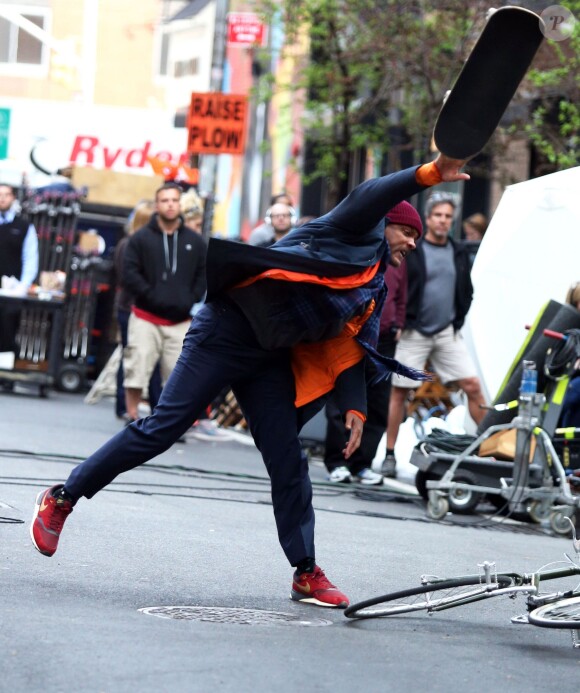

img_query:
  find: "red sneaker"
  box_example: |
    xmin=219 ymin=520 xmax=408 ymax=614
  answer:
xmin=30 ymin=485 xmax=73 ymax=557
xmin=291 ymin=565 xmax=349 ymax=608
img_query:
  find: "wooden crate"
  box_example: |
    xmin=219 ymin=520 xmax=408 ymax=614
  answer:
xmin=71 ymin=168 xmax=164 ymax=208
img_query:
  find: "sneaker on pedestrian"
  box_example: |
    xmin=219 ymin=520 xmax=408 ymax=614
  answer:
xmin=355 ymin=468 xmax=384 ymax=485
xmin=30 ymin=485 xmax=74 ymax=557
xmin=381 ymin=454 xmax=397 ymax=479
xmin=137 ymin=401 xmax=152 ymax=418
xmin=291 ymin=565 xmax=349 ymax=608
xmin=189 ymin=418 xmax=234 ymax=442
xmin=328 ymin=466 xmax=353 ymax=484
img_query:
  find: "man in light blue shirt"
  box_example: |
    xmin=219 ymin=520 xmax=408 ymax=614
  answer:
xmin=0 ymin=183 xmax=39 ymax=288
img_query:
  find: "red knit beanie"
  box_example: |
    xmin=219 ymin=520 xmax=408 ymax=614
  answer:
xmin=385 ymin=201 xmax=422 ymax=238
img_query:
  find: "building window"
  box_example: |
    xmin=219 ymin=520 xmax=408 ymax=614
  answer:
xmin=158 ymin=32 xmax=170 ymax=76
xmin=174 ymin=57 xmax=199 ymax=77
xmin=0 ymin=11 xmax=47 ymax=66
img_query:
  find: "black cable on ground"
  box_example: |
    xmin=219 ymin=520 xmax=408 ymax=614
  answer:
xmin=0 ymin=448 xmax=84 ymax=461
xmin=0 ymin=449 xmax=558 ymax=537
xmin=354 ymin=487 xmax=424 ymax=506
xmin=419 ymin=429 xmax=478 ymax=455
xmin=0 ymin=477 xmax=348 ymax=501
xmin=0 ymin=476 xmax=554 ymax=536
xmin=0 ymin=447 xmax=420 ymax=499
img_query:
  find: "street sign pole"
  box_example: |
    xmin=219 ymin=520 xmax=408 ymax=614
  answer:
xmin=199 ymin=0 xmax=230 ymax=241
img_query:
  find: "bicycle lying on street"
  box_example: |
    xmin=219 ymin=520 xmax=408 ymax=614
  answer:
xmin=345 ymin=519 xmax=580 ymax=648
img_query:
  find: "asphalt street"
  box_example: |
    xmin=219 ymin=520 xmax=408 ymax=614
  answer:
xmin=1 ymin=385 xmax=579 ymax=692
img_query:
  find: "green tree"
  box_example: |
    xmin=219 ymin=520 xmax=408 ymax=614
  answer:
xmin=256 ymin=1 xmax=579 ymax=208
xmin=524 ymin=1 xmax=579 ymax=173
xmin=257 ymin=0 xmax=489 ymax=208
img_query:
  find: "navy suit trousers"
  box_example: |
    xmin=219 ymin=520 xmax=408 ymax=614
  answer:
xmin=65 ymin=299 xmax=315 ymax=566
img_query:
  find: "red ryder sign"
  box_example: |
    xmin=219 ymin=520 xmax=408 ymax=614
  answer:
xmin=69 ymin=136 xmax=189 ymax=169
xmin=2 ymin=100 xmax=190 ymax=179
xmin=227 ymin=12 xmax=267 ymax=46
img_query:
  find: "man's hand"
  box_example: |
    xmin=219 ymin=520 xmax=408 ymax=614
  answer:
xmin=342 ymin=411 xmax=364 ymax=459
xmin=433 ymin=154 xmax=471 ymax=182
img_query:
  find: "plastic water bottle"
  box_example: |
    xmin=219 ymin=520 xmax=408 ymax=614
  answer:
xmin=520 ymin=360 xmax=538 ymax=394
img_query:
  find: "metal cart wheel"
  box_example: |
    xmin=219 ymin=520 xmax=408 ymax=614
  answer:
xmin=447 ymin=472 xmax=483 ymax=515
xmin=528 ymin=499 xmax=552 ymax=524
xmin=550 ymin=508 xmax=575 ymax=536
xmin=56 ymin=365 xmax=84 ymax=393
xmin=415 ymin=469 xmax=438 ymax=501
xmin=427 ymin=492 xmax=449 ymax=520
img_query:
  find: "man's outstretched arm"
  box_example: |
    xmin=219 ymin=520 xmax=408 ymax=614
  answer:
xmin=324 ymin=155 xmax=470 ymax=235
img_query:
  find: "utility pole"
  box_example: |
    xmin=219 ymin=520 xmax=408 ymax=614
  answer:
xmin=199 ymin=0 xmax=230 ymax=241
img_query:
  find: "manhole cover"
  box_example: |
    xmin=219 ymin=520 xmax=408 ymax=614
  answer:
xmin=139 ymin=606 xmax=333 ymax=627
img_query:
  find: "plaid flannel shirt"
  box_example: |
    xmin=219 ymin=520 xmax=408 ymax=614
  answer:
xmin=279 ymin=256 xmax=429 ymax=385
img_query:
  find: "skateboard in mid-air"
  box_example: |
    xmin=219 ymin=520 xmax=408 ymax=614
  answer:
xmin=433 ymin=6 xmax=545 ymax=159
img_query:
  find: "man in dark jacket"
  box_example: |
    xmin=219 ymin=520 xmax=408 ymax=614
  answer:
xmin=31 ymin=155 xmax=469 ymax=609
xmin=122 ymin=183 xmax=206 ymax=421
xmin=0 ymin=183 xmax=39 ymax=354
xmin=383 ymin=192 xmax=486 ymax=478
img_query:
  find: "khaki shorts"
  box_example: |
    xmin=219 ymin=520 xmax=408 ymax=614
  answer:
xmin=123 ymin=313 xmax=190 ymax=389
xmin=392 ymin=325 xmax=477 ymax=388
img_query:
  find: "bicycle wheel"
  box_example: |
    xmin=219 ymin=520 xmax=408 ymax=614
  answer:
xmin=528 ymin=596 xmax=580 ymax=628
xmin=344 ymin=575 xmax=513 ymax=620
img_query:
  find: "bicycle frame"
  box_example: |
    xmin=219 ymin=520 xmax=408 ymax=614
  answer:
xmin=420 ymin=562 xmax=580 ymax=612
xmin=345 ymin=523 xmax=580 ymax=647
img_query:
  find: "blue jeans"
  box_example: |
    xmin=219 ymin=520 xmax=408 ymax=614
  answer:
xmin=65 ymin=300 xmax=315 ymax=566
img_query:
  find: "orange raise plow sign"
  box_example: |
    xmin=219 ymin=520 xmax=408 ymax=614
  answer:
xmin=187 ymin=92 xmax=248 ymax=155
